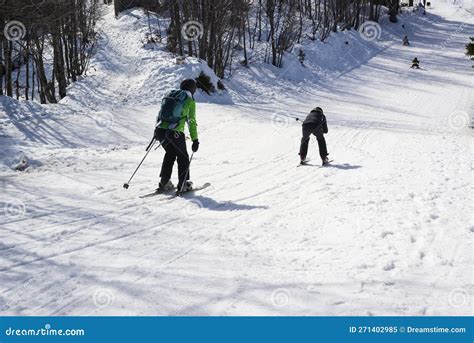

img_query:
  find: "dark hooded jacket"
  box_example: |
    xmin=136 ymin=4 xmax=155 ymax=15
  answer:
xmin=303 ymin=109 xmax=328 ymax=133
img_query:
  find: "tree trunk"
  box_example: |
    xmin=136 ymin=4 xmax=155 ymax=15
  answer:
xmin=389 ymin=0 xmax=398 ymax=23
xmin=52 ymin=32 xmax=67 ymax=99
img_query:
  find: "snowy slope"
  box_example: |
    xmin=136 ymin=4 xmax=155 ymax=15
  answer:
xmin=0 ymin=0 xmax=473 ymax=316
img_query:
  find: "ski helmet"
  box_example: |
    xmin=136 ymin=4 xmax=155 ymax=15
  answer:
xmin=312 ymin=107 xmax=323 ymax=114
xmin=180 ymin=79 xmax=197 ymax=95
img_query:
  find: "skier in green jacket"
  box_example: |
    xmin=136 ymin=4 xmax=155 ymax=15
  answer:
xmin=154 ymin=79 xmax=199 ymax=193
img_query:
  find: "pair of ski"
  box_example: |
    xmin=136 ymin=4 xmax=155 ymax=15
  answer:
xmin=140 ymin=182 xmax=211 ymax=199
xmin=297 ymin=159 xmax=333 ymax=167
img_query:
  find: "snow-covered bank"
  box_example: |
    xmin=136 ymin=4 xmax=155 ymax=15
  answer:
xmin=0 ymin=0 xmax=473 ymax=316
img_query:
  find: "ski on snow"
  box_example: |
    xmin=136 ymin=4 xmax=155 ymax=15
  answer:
xmin=297 ymin=160 xmax=314 ymax=167
xmin=139 ymin=188 xmax=175 ymax=198
xmin=176 ymin=182 xmax=211 ymax=196
xmin=139 ymin=182 xmax=211 ymax=199
xmin=297 ymin=159 xmax=333 ymax=167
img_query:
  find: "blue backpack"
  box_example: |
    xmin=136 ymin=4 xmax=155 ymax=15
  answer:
xmin=157 ymin=90 xmax=188 ymax=124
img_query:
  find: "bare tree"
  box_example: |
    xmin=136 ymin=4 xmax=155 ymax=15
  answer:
xmin=0 ymin=0 xmax=101 ymax=103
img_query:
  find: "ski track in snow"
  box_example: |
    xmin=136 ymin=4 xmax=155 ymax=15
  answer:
xmin=0 ymin=1 xmax=473 ymax=315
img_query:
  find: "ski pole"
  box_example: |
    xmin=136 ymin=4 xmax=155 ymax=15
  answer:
xmin=123 ymin=138 xmax=160 ymax=189
xmin=177 ymin=152 xmax=194 ymax=195
xmin=145 ymin=137 xmax=155 ymax=151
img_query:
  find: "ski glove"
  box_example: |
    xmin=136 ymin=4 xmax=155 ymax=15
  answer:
xmin=192 ymin=140 xmax=199 ymax=152
xmin=153 ymin=127 xmax=160 ymax=140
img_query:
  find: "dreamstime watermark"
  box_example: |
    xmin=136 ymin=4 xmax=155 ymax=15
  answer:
xmin=92 ymin=288 xmax=114 ymax=308
xmin=447 ymin=110 xmax=469 ymax=130
xmin=358 ymin=21 xmax=382 ymax=42
xmin=3 ymin=20 xmax=26 ymax=41
xmin=183 ymin=199 xmax=204 ymax=216
xmin=440 ymin=23 xmax=466 ymax=49
xmin=448 ymin=288 xmax=470 ymax=308
xmin=4 ymin=323 xmax=85 ymax=337
xmin=181 ymin=21 xmax=203 ymax=42
xmin=92 ymin=111 xmax=115 ymax=128
xmin=271 ymin=288 xmax=291 ymax=308
xmin=1 ymin=273 xmax=40 ymax=312
xmin=3 ymin=199 xmax=26 ymax=218
xmin=271 ymin=111 xmax=292 ymax=132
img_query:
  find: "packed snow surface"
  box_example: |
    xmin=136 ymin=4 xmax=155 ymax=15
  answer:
xmin=0 ymin=0 xmax=472 ymax=315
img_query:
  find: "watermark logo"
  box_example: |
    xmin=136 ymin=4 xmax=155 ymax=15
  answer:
xmin=3 ymin=199 xmax=26 ymax=218
xmin=448 ymin=288 xmax=470 ymax=308
xmin=358 ymin=21 xmax=382 ymax=42
xmin=271 ymin=111 xmax=292 ymax=132
xmin=93 ymin=288 xmax=114 ymax=308
xmin=181 ymin=21 xmax=203 ymax=42
xmin=4 ymin=20 xmax=26 ymax=41
xmin=183 ymin=199 xmax=204 ymax=216
xmin=448 ymin=110 xmax=469 ymax=130
xmin=92 ymin=111 xmax=115 ymax=129
xmin=271 ymin=288 xmax=291 ymax=308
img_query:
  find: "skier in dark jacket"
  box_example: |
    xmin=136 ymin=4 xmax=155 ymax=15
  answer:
xmin=299 ymin=107 xmax=329 ymax=165
xmin=403 ymin=35 xmax=410 ymax=46
xmin=411 ymin=57 xmax=420 ymax=69
xmin=154 ymin=79 xmax=199 ymax=193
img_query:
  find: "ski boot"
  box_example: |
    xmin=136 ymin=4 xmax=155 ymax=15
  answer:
xmin=322 ymin=157 xmax=330 ymax=166
xmin=157 ymin=180 xmax=174 ymax=192
xmin=177 ymin=181 xmax=193 ymax=195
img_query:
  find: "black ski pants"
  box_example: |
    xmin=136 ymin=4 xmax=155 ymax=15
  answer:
xmin=299 ymin=123 xmax=328 ymax=161
xmin=155 ymin=128 xmax=190 ymax=187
